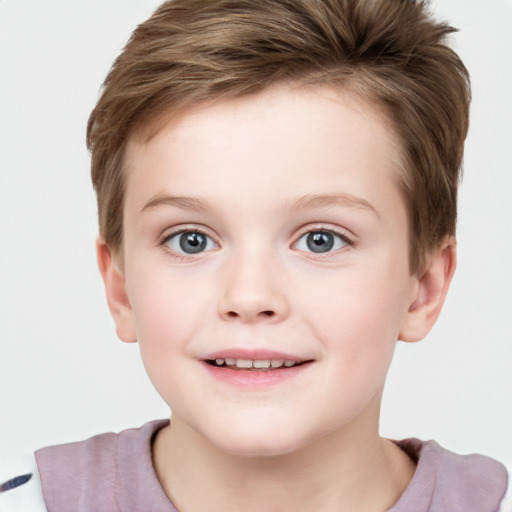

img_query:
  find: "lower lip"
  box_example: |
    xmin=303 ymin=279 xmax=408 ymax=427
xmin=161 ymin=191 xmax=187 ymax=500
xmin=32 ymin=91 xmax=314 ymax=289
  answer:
xmin=201 ymin=361 xmax=312 ymax=388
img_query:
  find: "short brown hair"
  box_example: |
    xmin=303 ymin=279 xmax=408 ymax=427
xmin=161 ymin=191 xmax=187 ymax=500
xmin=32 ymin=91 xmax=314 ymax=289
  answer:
xmin=87 ymin=0 xmax=470 ymax=274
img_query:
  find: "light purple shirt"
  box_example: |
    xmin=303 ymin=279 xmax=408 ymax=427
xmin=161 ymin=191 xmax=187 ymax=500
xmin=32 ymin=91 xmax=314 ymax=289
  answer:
xmin=35 ymin=420 xmax=508 ymax=511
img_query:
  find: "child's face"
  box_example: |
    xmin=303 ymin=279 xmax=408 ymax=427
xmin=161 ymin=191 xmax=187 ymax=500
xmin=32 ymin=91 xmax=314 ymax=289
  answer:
xmin=117 ymin=84 xmax=420 ymax=456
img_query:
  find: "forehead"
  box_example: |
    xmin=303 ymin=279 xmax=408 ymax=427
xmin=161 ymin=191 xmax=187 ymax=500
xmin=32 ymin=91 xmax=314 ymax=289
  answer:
xmin=122 ymin=84 xmax=404 ymax=217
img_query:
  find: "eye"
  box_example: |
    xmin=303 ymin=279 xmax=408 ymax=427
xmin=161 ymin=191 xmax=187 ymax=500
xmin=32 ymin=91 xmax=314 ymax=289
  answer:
xmin=164 ymin=231 xmax=217 ymax=255
xmin=295 ymin=230 xmax=349 ymax=254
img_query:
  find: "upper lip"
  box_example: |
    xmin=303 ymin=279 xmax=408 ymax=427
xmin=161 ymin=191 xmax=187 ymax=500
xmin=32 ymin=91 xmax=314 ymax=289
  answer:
xmin=201 ymin=349 xmax=311 ymax=362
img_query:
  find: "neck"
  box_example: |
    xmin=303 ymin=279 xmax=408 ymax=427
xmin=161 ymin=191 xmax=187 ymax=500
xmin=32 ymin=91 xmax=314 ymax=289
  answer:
xmin=153 ymin=410 xmax=415 ymax=512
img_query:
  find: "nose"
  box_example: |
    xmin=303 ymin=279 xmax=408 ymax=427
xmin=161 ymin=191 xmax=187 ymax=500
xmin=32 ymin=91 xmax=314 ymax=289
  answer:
xmin=217 ymin=249 xmax=289 ymax=323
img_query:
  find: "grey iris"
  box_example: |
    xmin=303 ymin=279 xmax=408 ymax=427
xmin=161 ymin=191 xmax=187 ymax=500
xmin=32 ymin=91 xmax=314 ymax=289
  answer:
xmin=179 ymin=232 xmax=207 ymax=253
xmin=307 ymin=232 xmax=334 ymax=253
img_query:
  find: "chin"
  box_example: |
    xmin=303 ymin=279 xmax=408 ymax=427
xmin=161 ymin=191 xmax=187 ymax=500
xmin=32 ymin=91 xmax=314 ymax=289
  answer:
xmin=205 ymin=419 xmax=319 ymax=459
xmin=217 ymin=436 xmax=304 ymax=458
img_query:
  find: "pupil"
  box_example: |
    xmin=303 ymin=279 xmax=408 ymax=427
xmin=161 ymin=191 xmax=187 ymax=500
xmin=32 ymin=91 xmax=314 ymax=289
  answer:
xmin=180 ymin=232 xmax=207 ymax=253
xmin=306 ymin=232 xmax=334 ymax=253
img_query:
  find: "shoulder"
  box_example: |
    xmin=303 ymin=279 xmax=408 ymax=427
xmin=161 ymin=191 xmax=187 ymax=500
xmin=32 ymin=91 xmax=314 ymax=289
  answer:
xmin=34 ymin=420 xmax=170 ymax=512
xmin=0 ymin=453 xmax=47 ymax=512
xmin=36 ymin=419 xmax=167 ymax=465
xmin=391 ymin=438 xmax=509 ymax=512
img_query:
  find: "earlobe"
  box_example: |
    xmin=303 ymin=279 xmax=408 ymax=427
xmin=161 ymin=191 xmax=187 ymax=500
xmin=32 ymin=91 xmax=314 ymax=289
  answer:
xmin=399 ymin=237 xmax=457 ymax=343
xmin=96 ymin=236 xmax=137 ymax=343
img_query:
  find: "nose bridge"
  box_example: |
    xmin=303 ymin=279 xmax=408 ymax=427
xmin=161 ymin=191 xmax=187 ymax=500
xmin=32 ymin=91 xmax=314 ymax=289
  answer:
xmin=218 ymin=241 xmax=288 ymax=322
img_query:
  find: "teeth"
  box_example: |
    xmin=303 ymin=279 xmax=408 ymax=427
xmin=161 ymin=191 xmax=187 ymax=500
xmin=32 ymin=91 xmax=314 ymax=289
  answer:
xmin=211 ymin=358 xmax=300 ymax=369
xmin=253 ymin=360 xmax=271 ymax=369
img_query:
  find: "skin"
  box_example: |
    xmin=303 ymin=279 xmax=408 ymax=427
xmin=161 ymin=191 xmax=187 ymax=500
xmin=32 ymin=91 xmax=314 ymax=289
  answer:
xmin=98 ymin=84 xmax=456 ymax=511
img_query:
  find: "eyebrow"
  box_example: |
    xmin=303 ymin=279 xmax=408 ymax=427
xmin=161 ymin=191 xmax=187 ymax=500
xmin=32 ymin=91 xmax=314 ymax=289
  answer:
xmin=288 ymin=194 xmax=380 ymax=217
xmin=141 ymin=195 xmax=208 ymax=214
xmin=141 ymin=193 xmax=379 ymax=217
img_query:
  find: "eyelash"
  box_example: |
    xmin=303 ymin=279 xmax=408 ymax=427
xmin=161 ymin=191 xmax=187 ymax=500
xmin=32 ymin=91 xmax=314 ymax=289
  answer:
xmin=293 ymin=226 xmax=354 ymax=256
xmin=158 ymin=225 xmax=354 ymax=259
xmin=159 ymin=228 xmax=218 ymax=259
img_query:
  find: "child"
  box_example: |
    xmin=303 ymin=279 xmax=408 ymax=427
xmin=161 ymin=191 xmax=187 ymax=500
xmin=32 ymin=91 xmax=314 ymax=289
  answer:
xmin=1 ymin=0 xmax=510 ymax=510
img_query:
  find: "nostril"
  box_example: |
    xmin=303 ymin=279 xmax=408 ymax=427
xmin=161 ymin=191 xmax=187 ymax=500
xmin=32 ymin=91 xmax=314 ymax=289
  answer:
xmin=226 ymin=309 xmax=276 ymax=318
xmin=222 ymin=309 xmax=278 ymax=320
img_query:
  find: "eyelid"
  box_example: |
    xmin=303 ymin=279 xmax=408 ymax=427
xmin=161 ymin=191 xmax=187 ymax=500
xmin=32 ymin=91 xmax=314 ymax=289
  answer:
xmin=159 ymin=226 xmax=219 ymax=256
xmin=295 ymin=223 xmax=355 ymax=241
xmin=292 ymin=225 xmax=355 ymax=254
xmin=159 ymin=223 xmax=217 ymax=242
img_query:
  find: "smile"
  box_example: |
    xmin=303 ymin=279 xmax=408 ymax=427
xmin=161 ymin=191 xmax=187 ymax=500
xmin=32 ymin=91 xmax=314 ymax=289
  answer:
xmin=205 ymin=358 xmax=307 ymax=371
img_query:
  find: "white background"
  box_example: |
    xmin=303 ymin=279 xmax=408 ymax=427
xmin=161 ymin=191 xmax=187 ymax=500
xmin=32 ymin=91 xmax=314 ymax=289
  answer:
xmin=1 ymin=0 xmax=511 ymax=479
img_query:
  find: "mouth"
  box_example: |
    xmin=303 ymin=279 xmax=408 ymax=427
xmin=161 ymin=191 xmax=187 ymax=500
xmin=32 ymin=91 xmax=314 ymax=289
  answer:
xmin=204 ymin=358 xmax=311 ymax=371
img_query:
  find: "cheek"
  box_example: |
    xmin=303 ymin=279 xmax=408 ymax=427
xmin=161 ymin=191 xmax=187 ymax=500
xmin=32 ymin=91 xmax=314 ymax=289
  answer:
xmin=126 ymin=272 xmax=202 ymax=407
xmin=310 ymin=269 xmax=408 ymax=342
xmin=308 ymin=279 xmax=401 ymax=425
xmin=303 ymin=264 xmax=410 ymax=387
xmin=127 ymin=268 xmax=208 ymax=358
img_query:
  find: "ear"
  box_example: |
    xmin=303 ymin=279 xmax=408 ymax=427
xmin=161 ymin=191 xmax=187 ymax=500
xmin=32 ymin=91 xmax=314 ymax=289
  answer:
xmin=399 ymin=237 xmax=457 ymax=342
xmin=96 ymin=236 xmax=137 ymax=343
